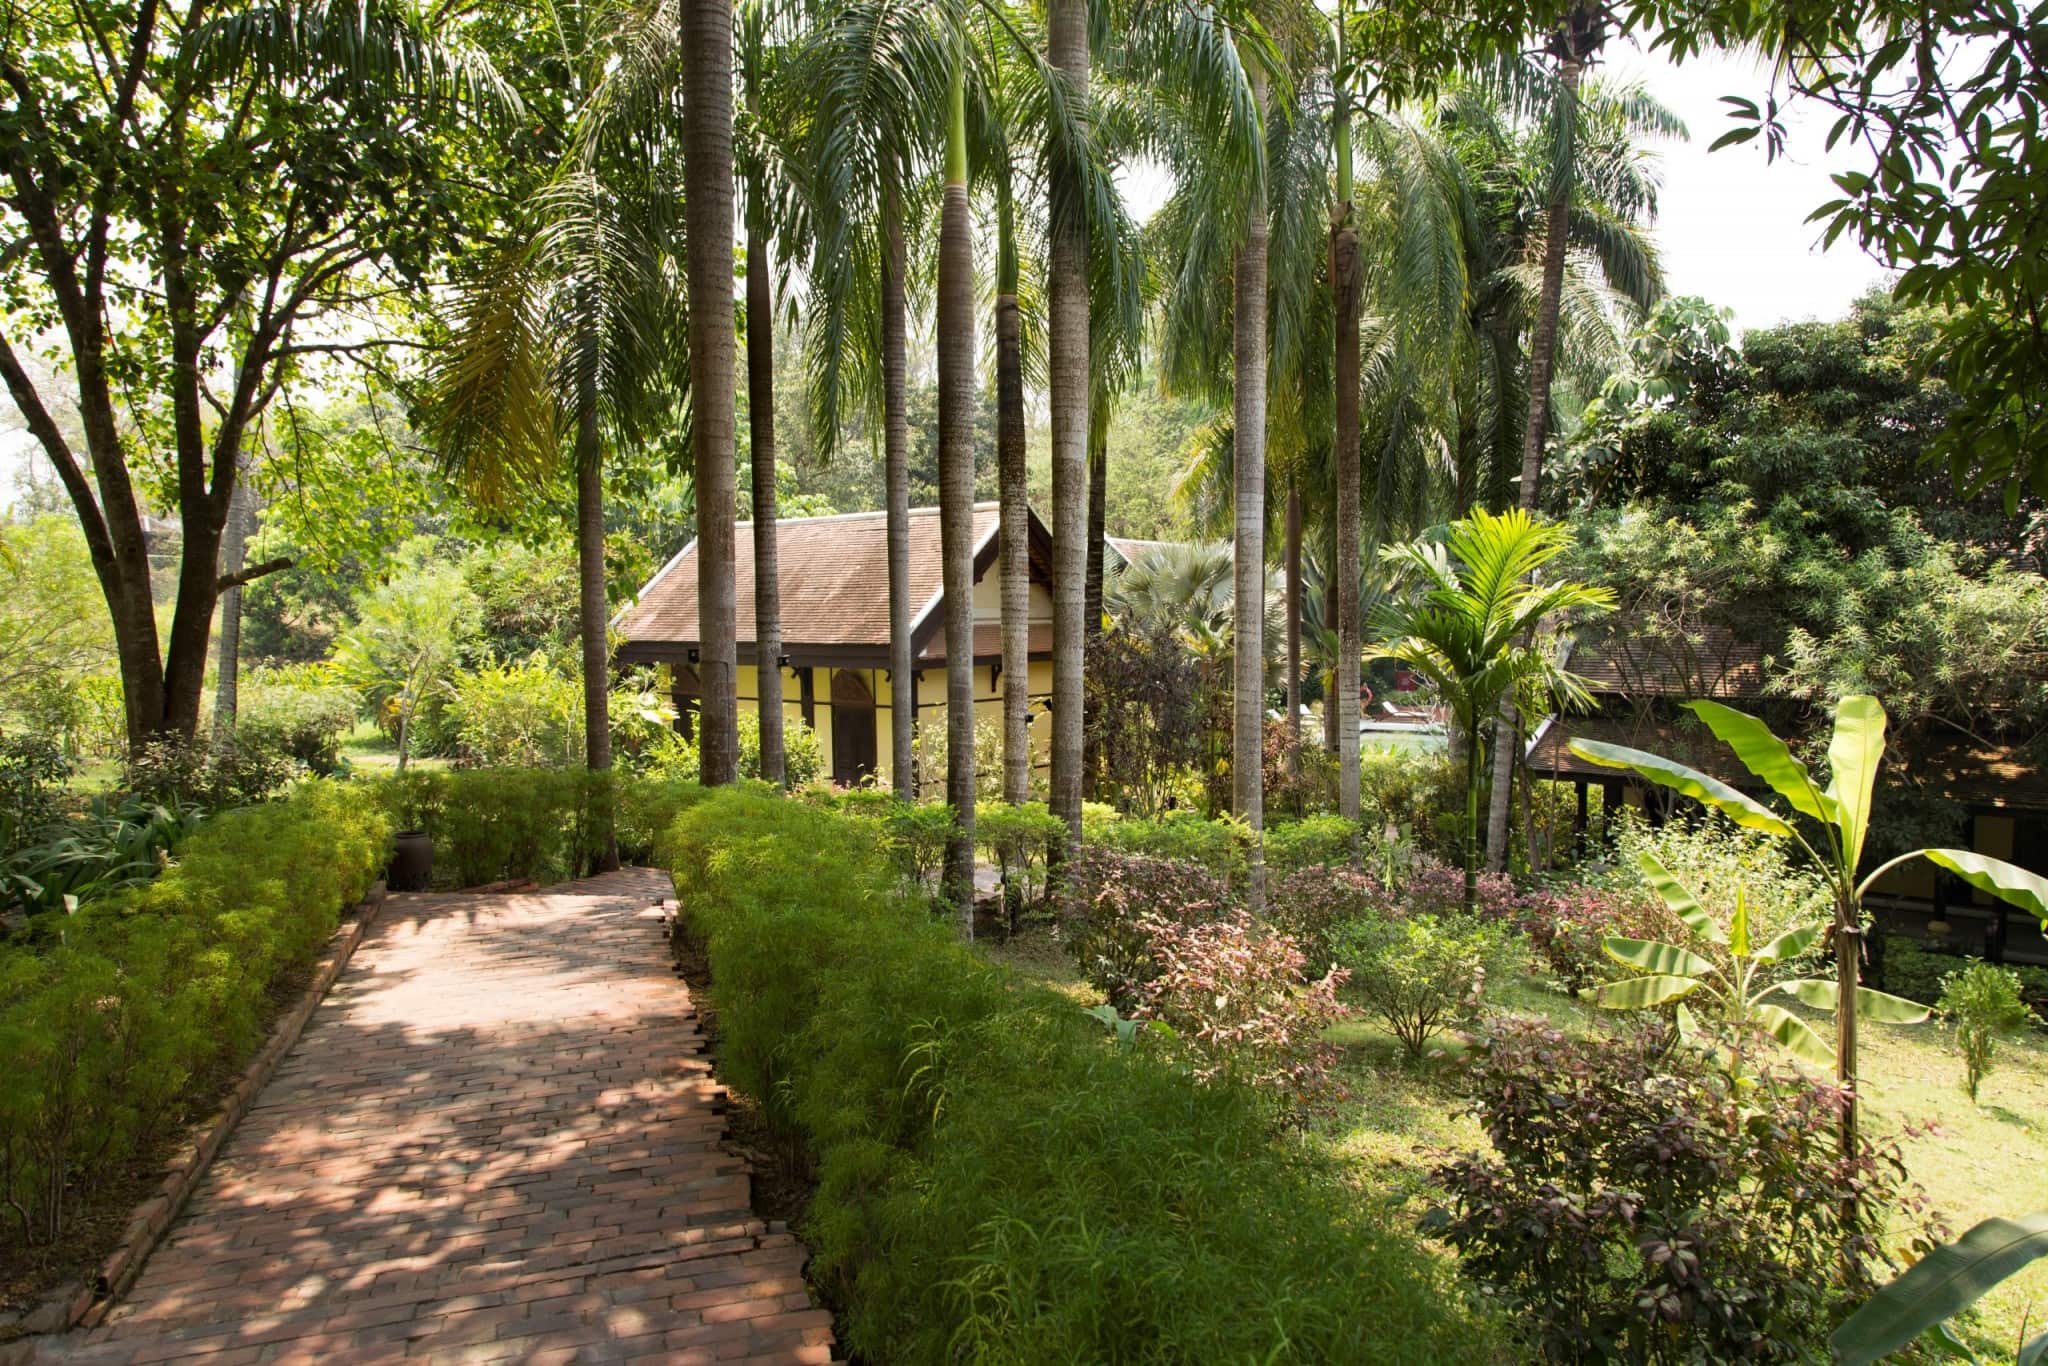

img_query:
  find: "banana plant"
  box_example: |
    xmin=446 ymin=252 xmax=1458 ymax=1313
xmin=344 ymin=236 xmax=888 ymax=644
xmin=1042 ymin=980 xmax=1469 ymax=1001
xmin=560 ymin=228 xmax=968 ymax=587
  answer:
xmin=1597 ymin=850 xmax=1928 ymax=1066
xmin=1831 ymin=1212 xmax=2048 ymax=1366
xmin=1570 ymin=693 xmax=2048 ymax=1167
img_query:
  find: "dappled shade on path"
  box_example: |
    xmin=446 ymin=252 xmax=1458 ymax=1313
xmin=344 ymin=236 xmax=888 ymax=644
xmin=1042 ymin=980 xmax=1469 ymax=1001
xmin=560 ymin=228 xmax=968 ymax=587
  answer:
xmin=41 ymin=870 xmax=833 ymax=1365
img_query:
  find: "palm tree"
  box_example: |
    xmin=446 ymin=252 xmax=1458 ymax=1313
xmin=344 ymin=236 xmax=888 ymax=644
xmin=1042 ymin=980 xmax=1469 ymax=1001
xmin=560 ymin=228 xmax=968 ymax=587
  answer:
xmin=995 ymin=176 xmax=1033 ymax=805
xmin=687 ymin=0 xmax=739 ymax=786
xmin=1469 ymin=53 xmax=1684 ymax=868
xmin=425 ymin=3 xmax=684 ymax=864
xmin=937 ymin=52 xmax=978 ymax=920
xmin=1374 ymin=507 xmax=1613 ymax=911
xmin=740 ymin=6 xmax=789 ymax=784
xmin=1330 ymin=0 xmax=1363 ymax=851
xmin=1232 ymin=51 xmax=1273 ymax=909
xmin=1046 ymin=0 xmax=1090 ymax=846
xmin=793 ymin=0 xmax=947 ymax=799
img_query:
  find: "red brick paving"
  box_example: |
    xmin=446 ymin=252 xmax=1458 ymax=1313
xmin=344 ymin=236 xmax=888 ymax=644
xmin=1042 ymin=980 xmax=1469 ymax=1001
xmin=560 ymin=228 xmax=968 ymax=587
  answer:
xmin=42 ymin=869 xmax=834 ymax=1365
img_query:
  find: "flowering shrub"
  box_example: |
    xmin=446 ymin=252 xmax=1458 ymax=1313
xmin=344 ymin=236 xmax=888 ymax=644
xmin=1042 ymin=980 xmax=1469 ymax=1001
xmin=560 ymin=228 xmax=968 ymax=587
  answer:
xmin=1519 ymin=886 xmax=1683 ymax=995
xmin=1270 ymin=863 xmax=1397 ymax=976
xmin=1334 ymin=913 xmax=1520 ymax=1061
xmin=1428 ymin=1020 xmax=1940 ymax=1364
xmin=1400 ymin=851 xmax=1529 ymax=921
xmin=1132 ymin=910 xmax=1348 ymax=1111
xmin=1053 ymin=847 xmax=1234 ymax=1009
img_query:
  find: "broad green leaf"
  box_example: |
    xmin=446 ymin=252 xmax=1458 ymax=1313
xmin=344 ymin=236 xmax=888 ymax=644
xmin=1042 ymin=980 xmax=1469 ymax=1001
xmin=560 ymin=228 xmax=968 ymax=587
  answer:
xmin=1636 ymin=850 xmax=1725 ymax=943
xmin=1568 ymin=739 xmax=1794 ymax=838
xmin=1684 ymin=700 xmax=1838 ymax=825
xmin=1730 ymin=887 xmax=1751 ymax=959
xmin=2018 ymin=1325 xmax=2048 ymax=1366
xmin=1755 ymin=1002 xmax=1835 ymax=1066
xmin=1831 ymin=1214 xmax=2048 ymax=1366
xmin=1825 ymin=695 xmax=1888 ymax=876
xmin=1602 ymin=937 xmax=1716 ymax=977
xmin=1753 ymin=924 xmax=1823 ymax=965
xmin=1771 ymin=978 xmax=1931 ymax=1024
xmin=1921 ymin=848 xmax=2048 ymax=922
xmin=1596 ymin=974 xmax=1702 ymax=1009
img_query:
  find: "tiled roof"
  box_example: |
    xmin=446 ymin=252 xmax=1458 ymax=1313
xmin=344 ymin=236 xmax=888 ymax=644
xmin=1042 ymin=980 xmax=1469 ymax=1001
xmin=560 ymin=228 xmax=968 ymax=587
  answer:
xmin=920 ymin=622 xmax=1054 ymax=663
xmin=1568 ymin=621 xmax=1770 ymax=699
xmin=617 ymin=503 xmax=1021 ymax=654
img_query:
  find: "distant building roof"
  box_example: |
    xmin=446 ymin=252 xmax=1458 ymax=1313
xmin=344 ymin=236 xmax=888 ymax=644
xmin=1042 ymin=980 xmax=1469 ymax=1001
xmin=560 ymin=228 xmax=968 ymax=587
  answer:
xmin=1568 ymin=620 xmax=1770 ymax=700
xmin=615 ymin=502 xmax=1052 ymax=667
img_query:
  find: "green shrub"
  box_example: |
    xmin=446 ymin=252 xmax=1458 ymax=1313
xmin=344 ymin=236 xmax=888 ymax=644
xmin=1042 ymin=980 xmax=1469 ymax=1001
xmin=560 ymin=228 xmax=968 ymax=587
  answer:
xmin=1880 ymin=938 xmax=2048 ymax=1013
xmin=1263 ymin=813 xmax=1361 ymax=876
xmin=1938 ymin=961 xmax=2033 ymax=1102
xmin=0 ymin=781 xmax=387 ymax=1245
xmin=1052 ymin=846 xmax=1235 ymax=1010
xmin=239 ymin=667 xmax=357 ymax=774
xmin=1270 ymin=863 xmax=1391 ymax=976
xmin=1430 ymin=1020 xmax=1938 ymax=1363
xmin=975 ymin=799 xmax=1067 ymax=932
xmin=640 ymin=711 xmax=824 ymax=787
xmin=375 ymin=768 xmax=620 ymax=887
xmin=1336 ymin=913 xmax=1522 ymax=1062
xmin=1097 ymin=810 xmax=1248 ymax=881
xmin=446 ymin=656 xmax=584 ymax=768
xmin=664 ymin=790 xmax=1502 ymax=1363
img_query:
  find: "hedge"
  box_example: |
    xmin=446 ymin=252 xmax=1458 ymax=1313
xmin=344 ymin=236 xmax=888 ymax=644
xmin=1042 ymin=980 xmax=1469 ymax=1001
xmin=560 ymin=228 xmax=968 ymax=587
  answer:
xmin=661 ymin=789 xmax=1502 ymax=1364
xmin=374 ymin=769 xmax=709 ymax=886
xmin=0 ymin=780 xmax=389 ymax=1246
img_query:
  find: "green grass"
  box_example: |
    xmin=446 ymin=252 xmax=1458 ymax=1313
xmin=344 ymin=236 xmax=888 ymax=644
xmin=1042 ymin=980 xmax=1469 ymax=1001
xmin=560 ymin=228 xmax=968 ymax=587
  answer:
xmin=339 ymin=722 xmax=447 ymax=774
xmin=986 ymin=928 xmax=2048 ymax=1355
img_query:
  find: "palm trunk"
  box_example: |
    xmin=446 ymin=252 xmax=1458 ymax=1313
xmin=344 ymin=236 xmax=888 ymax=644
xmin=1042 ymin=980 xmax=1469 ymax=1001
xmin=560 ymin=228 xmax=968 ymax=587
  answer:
xmin=747 ymin=198 xmax=785 ymax=786
xmin=937 ymin=63 xmax=977 ymax=925
xmin=212 ymin=455 xmax=255 ymax=730
xmin=1284 ymin=480 xmax=1301 ymax=758
xmin=686 ymin=0 xmax=739 ymax=786
xmin=1233 ymin=64 xmax=1270 ymax=910
xmin=996 ymin=197 xmax=1031 ymax=806
xmin=883 ymin=170 xmax=915 ymax=800
xmin=1484 ymin=54 xmax=1582 ymax=872
xmin=1046 ymin=0 xmax=1089 ymax=848
xmin=1081 ymin=396 xmax=1107 ymax=799
xmin=1333 ymin=4 xmax=1363 ymax=856
xmin=575 ymin=377 xmax=620 ymax=870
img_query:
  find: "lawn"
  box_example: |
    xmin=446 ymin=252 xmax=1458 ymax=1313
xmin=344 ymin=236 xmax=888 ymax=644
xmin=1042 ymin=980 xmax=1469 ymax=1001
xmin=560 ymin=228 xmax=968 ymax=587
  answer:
xmin=338 ymin=722 xmax=448 ymax=774
xmin=981 ymin=929 xmax=2048 ymax=1357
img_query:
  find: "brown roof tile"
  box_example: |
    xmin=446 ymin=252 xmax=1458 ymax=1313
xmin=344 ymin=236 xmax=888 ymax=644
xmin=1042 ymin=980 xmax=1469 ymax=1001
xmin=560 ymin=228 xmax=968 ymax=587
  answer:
xmin=1569 ymin=620 xmax=1769 ymax=699
xmin=617 ymin=503 xmax=1006 ymax=654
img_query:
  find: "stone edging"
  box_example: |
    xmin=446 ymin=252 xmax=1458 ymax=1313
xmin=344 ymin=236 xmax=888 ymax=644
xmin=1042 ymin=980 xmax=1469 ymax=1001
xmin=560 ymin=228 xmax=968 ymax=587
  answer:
xmin=1 ymin=881 xmax=391 ymax=1357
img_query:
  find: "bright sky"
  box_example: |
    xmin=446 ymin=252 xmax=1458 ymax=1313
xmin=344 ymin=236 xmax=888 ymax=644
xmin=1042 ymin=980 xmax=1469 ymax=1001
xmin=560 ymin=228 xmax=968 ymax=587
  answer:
xmin=1605 ymin=44 xmax=1893 ymax=334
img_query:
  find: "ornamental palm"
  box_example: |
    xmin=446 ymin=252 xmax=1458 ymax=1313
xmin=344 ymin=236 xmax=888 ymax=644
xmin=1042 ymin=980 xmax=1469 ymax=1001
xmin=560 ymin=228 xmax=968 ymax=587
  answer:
xmin=1373 ymin=507 xmax=1614 ymax=911
xmin=937 ymin=52 xmax=978 ymax=919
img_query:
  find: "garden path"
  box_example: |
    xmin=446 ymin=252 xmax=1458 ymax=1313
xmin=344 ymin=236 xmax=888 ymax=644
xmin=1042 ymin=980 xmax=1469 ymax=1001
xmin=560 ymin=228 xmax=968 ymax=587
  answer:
xmin=42 ymin=869 xmax=834 ymax=1365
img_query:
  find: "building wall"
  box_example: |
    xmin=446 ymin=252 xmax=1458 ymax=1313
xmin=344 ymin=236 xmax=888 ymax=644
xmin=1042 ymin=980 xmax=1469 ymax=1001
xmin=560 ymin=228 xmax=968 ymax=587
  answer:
xmin=713 ymin=659 xmax=1052 ymax=791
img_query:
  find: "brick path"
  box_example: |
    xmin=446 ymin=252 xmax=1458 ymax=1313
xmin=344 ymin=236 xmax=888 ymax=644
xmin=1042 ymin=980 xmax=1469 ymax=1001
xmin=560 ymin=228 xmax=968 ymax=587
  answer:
xmin=46 ymin=869 xmax=834 ymax=1365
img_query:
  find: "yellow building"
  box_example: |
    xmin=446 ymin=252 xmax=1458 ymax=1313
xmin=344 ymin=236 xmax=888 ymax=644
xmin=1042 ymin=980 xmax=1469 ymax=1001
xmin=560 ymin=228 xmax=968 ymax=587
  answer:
xmin=614 ymin=503 xmax=1055 ymax=788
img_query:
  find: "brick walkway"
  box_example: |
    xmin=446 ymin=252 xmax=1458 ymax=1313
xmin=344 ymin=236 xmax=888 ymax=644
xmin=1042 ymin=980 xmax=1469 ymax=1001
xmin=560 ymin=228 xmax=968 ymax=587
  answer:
xmin=45 ymin=869 xmax=834 ymax=1365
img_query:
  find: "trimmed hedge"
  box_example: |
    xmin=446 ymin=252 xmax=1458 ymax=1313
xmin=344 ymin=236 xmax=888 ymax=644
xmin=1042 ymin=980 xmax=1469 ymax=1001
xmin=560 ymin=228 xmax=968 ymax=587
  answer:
xmin=662 ymin=789 xmax=1501 ymax=1363
xmin=374 ymin=769 xmax=710 ymax=886
xmin=0 ymin=780 xmax=389 ymax=1245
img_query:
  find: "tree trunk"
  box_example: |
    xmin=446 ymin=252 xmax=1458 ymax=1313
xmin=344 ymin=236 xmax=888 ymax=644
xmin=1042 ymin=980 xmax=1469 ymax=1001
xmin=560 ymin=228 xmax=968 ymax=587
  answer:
xmin=1233 ymin=64 xmax=1270 ymax=910
xmin=883 ymin=172 xmax=916 ymax=800
xmin=1046 ymin=0 xmax=1089 ymax=848
xmin=1484 ymin=54 xmax=1582 ymax=872
xmin=937 ymin=64 xmax=977 ymax=924
xmin=574 ymin=377 xmax=620 ymax=870
xmin=1081 ymin=395 xmax=1107 ymax=799
xmin=212 ymin=455 xmax=255 ymax=730
xmin=1335 ymin=198 xmax=1363 ymax=855
xmin=996 ymin=279 xmax=1031 ymax=805
xmin=686 ymin=0 xmax=739 ymax=786
xmin=1284 ymin=479 xmax=1301 ymax=757
xmin=747 ymin=207 xmax=785 ymax=786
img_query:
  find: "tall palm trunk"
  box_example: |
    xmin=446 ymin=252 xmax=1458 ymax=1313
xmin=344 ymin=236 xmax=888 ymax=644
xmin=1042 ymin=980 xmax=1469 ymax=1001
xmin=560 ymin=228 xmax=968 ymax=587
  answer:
xmin=1081 ymin=395 xmax=1107 ymax=798
xmin=575 ymin=369 xmax=620 ymax=870
xmin=1046 ymin=0 xmax=1089 ymax=847
xmin=996 ymin=194 xmax=1031 ymax=806
xmin=883 ymin=169 xmax=915 ymax=799
xmin=747 ymin=191 xmax=785 ymax=785
xmin=1332 ymin=11 xmax=1363 ymax=857
xmin=1233 ymin=63 xmax=1270 ymax=910
xmin=1284 ymin=480 xmax=1301 ymax=756
xmin=1484 ymin=52 xmax=1583 ymax=871
xmin=686 ymin=0 xmax=739 ymax=786
xmin=937 ymin=61 xmax=977 ymax=924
